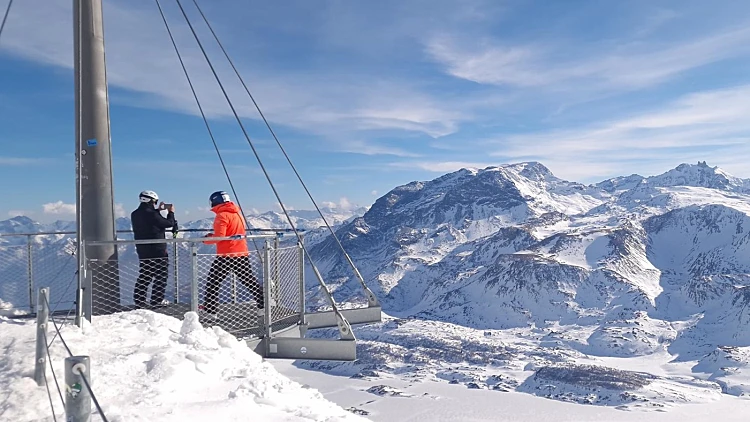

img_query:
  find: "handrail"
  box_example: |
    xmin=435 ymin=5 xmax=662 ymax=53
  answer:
xmin=0 ymin=227 xmax=306 ymax=237
xmin=83 ymin=234 xmax=273 ymax=246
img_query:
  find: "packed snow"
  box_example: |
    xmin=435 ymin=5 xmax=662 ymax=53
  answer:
xmin=0 ymin=310 xmax=364 ymax=421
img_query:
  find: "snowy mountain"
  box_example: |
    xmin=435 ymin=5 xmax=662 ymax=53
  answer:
xmin=174 ymin=206 xmax=368 ymax=232
xmin=301 ymin=161 xmax=750 ymax=409
xmin=7 ymin=161 xmax=750 ymax=414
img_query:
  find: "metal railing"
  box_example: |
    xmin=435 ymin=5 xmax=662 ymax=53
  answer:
xmin=0 ymin=228 xmax=300 ymax=316
xmin=0 ymin=233 xmax=78 ymax=314
xmin=34 ymin=286 xmax=108 ymax=422
xmin=79 ymin=234 xmax=305 ymax=340
xmin=4 ymin=228 xmax=376 ymax=360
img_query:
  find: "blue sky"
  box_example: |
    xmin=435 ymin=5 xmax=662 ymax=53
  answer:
xmin=2 ymin=0 xmax=750 ymax=223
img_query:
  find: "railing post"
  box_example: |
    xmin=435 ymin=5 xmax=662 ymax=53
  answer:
xmin=27 ymin=235 xmax=35 ymax=313
xmin=75 ymin=287 xmax=84 ymax=328
xmin=76 ymin=241 xmax=87 ymax=327
xmin=190 ymin=243 xmax=198 ymax=313
xmin=173 ymin=242 xmax=179 ymax=304
xmin=79 ymin=240 xmax=93 ymax=323
xmin=231 ymin=274 xmax=238 ymax=304
xmin=34 ymin=287 xmax=50 ymax=386
xmin=273 ymin=236 xmax=280 ymax=307
xmin=65 ymin=356 xmax=92 ymax=422
xmin=298 ymin=236 xmax=306 ymax=325
xmin=263 ymin=239 xmax=272 ymax=342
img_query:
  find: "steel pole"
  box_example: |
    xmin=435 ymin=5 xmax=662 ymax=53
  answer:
xmin=64 ymin=356 xmax=92 ymax=422
xmin=74 ymin=0 xmax=119 ymax=317
xmin=34 ymin=288 xmax=50 ymax=386
xmin=27 ymin=235 xmax=35 ymax=312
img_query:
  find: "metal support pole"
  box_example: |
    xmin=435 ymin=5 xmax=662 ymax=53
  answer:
xmin=76 ymin=242 xmax=86 ymax=327
xmin=263 ymin=240 xmax=272 ymax=344
xmin=65 ymin=356 xmax=92 ymax=422
xmin=190 ymin=243 xmax=198 ymax=312
xmin=34 ymin=287 xmax=50 ymax=386
xmin=298 ymin=237 xmax=306 ymax=326
xmin=273 ymin=236 xmax=280 ymax=307
xmin=75 ymin=0 xmax=119 ymax=316
xmin=231 ymin=274 xmax=238 ymax=304
xmin=75 ymin=287 xmax=84 ymax=327
xmin=27 ymin=236 xmax=35 ymax=312
xmin=173 ymin=243 xmax=179 ymax=304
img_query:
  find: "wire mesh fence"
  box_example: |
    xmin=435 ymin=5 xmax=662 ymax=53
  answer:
xmin=0 ymin=243 xmax=30 ymax=310
xmin=33 ymin=238 xmax=78 ymax=313
xmin=2 ymin=231 xmax=311 ymax=342
xmin=0 ymin=236 xmax=78 ymax=313
xmin=87 ymin=241 xmax=194 ymax=316
xmin=80 ymin=235 xmax=303 ymax=340
xmin=269 ymin=245 xmax=302 ymax=330
xmin=195 ymin=249 xmax=264 ymax=336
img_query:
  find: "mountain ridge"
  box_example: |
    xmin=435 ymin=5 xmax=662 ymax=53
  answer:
xmin=299 ymin=160 xmax=750 ymax=401
xmin=5 ymin=160 xmax=750 ymax=408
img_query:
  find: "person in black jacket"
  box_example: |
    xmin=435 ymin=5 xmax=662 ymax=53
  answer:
xmin=130 ymin=190 xmax=177 ymax=308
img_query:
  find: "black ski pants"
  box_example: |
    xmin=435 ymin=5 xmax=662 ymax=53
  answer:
xmin=203 ymin=255 xmax=263 ymax=313
xmin=134 ymin=256 xmax=168 ymax=306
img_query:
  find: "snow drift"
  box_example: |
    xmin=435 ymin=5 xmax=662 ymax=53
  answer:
xmin=0 ymin=310 xmax=364 ymax=421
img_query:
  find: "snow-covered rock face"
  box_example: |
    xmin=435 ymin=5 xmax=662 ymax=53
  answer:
xmin=643 ymin=162 xmax=748 ymax=192
xmin=310 ymin=162 xmax=606 ymax=302
xmin=307 ymin=162 xmax=750 ymax=380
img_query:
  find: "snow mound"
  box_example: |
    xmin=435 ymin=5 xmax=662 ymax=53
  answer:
xmin=0 ymin=310 xmax=365 ymax=421
xmin=693 ymin=346 xmax=750 ymax=396
xmin=0 ymin=298 xmax=27 ymax=317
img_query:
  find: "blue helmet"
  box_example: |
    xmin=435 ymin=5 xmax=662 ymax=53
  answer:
xmin=209 ymin=191 xmax=231 ymax=207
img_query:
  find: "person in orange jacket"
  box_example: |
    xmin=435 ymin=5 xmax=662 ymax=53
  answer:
xmin=200 ymin=191 xmax=264 ymax=316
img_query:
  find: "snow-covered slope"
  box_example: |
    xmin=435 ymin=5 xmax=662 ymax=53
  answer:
xmin=300 ymin=161 xmax=750 ymax=408
xmin=0 ymin=310 xmax=364 ymax=421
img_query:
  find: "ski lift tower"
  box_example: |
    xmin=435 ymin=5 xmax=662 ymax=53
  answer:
xmin=74 ymin=0 xmax=119 ymax=319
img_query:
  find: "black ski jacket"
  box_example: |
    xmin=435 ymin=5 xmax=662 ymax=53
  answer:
xmin=130 ymin=203 xmax=177 ymax=258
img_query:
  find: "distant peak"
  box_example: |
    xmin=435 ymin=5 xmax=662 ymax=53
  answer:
xmin=8 ymin=215 xmax=34 ymax=224
xmin=640 ymin=161 xmax=746 ymax=192
xmin=674 ymin=161 xmax=716 ymax=172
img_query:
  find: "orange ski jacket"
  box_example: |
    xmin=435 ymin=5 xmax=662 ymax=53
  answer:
xmin=203 ymin=202 xmax=249 ymax=256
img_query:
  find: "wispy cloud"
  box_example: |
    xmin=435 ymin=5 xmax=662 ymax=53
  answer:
xmin=42 ymin=201 xmax=76 ymax=215
xmin=335 ymin=139 xmax=421 ymax=157
xmin=42 ymin=201 xmax=126 ymax=218
xmin=114 ymin=203 xmax=126 ymax=219
xmin=388 ymin=160 xmax=497 ymax=173
xmin=1 ymin=0 xmax=466 ymax=140
xmin=7 ymin=210 xmax=27 ymax=217
xmin=486 ymin=84 xmax=750 ymax=181
xmin=321 ymin=197 xmax=359 ymax=211
xmin=426 ymin=25 xmax=750 ymax=90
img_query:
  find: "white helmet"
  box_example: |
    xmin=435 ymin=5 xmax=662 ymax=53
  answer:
xmin=139 ymin=190 xmax=159 ymax=203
